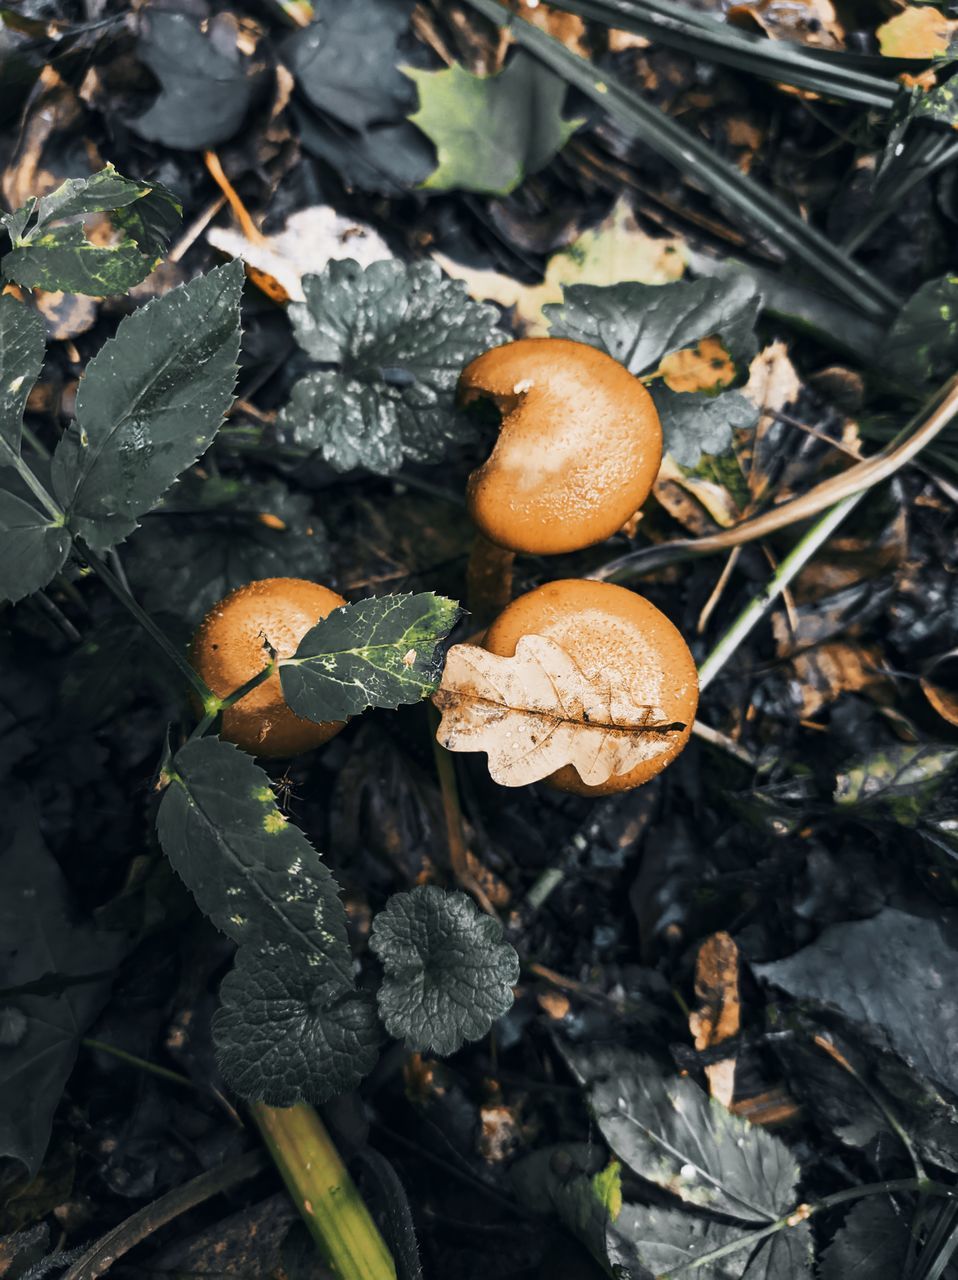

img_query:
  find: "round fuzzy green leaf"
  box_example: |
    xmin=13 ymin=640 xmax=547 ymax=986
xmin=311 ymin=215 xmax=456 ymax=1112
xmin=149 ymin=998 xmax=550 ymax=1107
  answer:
xmin=213 ymin=946 xmax=380 ymax=1106
xmin=370 ymin=885 xmax=519 ymax=1055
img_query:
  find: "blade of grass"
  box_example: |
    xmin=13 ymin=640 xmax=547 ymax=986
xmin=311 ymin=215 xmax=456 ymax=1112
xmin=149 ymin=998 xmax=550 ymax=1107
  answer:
xmin=459 ymin=0 xmax=900 ymax=319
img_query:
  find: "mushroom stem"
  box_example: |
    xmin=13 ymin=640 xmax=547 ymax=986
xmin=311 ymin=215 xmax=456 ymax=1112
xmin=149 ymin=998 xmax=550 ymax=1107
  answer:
xmin=467 ymin=533 xmax=515 ymax=628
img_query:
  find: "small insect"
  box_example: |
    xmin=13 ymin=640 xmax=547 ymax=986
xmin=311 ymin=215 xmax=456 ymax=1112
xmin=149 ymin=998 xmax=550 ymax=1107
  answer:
xmin=272 ymin=767 xmax=300 ymax=812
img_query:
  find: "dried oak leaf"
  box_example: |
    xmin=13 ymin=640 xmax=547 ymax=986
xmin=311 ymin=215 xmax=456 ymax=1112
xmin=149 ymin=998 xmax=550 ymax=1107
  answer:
xmin=433 ymin=635 xmax=686 ymax=788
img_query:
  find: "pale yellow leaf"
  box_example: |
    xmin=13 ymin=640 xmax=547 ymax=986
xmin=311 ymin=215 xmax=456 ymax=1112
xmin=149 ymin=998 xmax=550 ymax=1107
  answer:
xmin=433 ymin=198 xmax=686 ymax=335
xmin=433 ymin=635 xmax=687 ymax=788
xmin=877 ymin=6 xmax=957 ymax=58
xmin=742 ymin=340 xmax=801 ymax=430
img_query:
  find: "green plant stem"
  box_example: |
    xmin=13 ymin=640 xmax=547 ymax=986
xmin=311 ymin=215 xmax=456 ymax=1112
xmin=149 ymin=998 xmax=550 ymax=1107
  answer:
xmin=0 ymin=437 xmax=64 ymax=521
xmin=81 ymin=1037 xmax=197 ymax=1091
xmin=251 ymin=1102 xmax=397 ymax=1280
xmin=659 ymin=1178 xmax=957 ymax=1277
xmin=696 ymin=492 xmax=860 ymax=692
xmin=82 ymin=548 xmax=214 ymax=704
xmin=459 ymin=0 xmax=899 ymax=319
xmin=189 ymin=660 xmax=276 ymax=741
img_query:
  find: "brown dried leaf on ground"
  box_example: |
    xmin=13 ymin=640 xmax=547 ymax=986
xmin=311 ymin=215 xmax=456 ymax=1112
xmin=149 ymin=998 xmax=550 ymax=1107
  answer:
xmin=740 ymin=341 xmax=802 ymax=501
xmin=434 ymin=636 xmax=686 ymax=787
xmin=659 ymin=336 xmax=735 ymax=394
xmin=782 ymin=639 xmax=884 ymax=719
xmin=878 ymin=6 xmax=957 ymax=58
xmin=728 ymin=0 xmax=844 ymax=49
xmin=689 ymin=931 xmax=740 ymax=1106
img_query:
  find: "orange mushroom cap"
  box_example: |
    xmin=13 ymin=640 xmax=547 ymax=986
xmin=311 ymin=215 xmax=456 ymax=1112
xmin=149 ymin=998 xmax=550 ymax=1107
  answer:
xmin=460 ymin=337 xmax=662 ymax=555
xmin=191 ymin=577 xmax=347 ymax=758
xmin=483 ymin=578 xmax=698 ymax=795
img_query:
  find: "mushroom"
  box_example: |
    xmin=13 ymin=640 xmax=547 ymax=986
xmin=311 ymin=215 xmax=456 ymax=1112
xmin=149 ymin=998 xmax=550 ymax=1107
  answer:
xmin=459 ymin=338 xmax=662 ymax=619
xmin=481 ymin=578 xmax=698 ymax=795
xmin=191 ymin=577 xmax=347 ymax=758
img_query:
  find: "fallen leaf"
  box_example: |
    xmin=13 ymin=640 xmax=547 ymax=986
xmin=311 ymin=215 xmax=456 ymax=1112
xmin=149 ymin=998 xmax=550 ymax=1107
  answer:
xmin=921 ymin=649 xmax=958 ymax=727
xmin=780 ymin=639 xmax=883 ymax=719
xmin=742 ymin=341 xmax=801 ymax=431
xmin=689 ymin=932 xmax=740 ymax=1106
xmin=729 ymin=0 xmax=844 ymax=50
xmin=433 ymin=635 xmax=687 ymax=788
xmin=659 ymin=336 xmax=736 ymax=394
xmin=513 ymin=0 xmax=589 ymax=56
xmin=433 ymin=197 xmax=685 ymax=335
xmin=877 ymin=6 xmax=957 ymax=58
xmin=207 ymin=205 xmax=392 ymax=303
xmin=653 ymin=454 xmax=741 ymax=533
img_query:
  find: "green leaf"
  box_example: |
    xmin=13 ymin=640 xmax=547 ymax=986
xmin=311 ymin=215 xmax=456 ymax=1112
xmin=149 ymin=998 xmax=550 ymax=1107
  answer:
xmin=156 ymin=736 xmax=352 ymax=986
xmin=124 ymin=474 xmax=332 ymax=624
xmin=369 ymin=886 xmax=519 ymax=1054
xmin=50 ymin=259 xmax=243 ymax=551
xmin=294 ymin=106 xmax=435 ymax=198
xmin=755 ymin=907 xmax=958 ymax=1100
xmin=913 ymin=70 xmax=958 ymax=126
xmin=0 ymin=490 xmax=70 ymax=604
xmin=743 ymin=1224 xmax=813 ymax=1279
xmin=279 ymin=258 xmax=505 ymax=474
xmin=564 ymin=1047 xmax=799 ymax=1223
xmin=281 ymin=592 xmax=461 ymax=723
xmin=407 ymin=52 xmax=583 ymax=196
xmin=0 ymin=293 xmax=44 ymax=455
xmin=0 ymin=798 xmax=125 ymax=1177
xmin=651 ymin=386 xmax=759 ymax=468
xmin=132 ymin=12 xmax=255 ymax=150
xmin=546 ymin=276 xmax=761 ymax=375
xmin=1 ymin=165 xmax=183 ymax=295
xmin=819 ymin=1199 xmax=909 ymax=1280
xmin=212 ymin=945 xmax=380 ymax=1106
xmin=886 ymin=274 xmax=958 ymax=384
xmin=834 ymin=743 xmax=958 ymax=824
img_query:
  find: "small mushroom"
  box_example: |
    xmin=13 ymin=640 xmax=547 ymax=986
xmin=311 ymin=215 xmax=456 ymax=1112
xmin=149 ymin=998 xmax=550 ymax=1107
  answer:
xmin=460 ymin=337 xmax=662 ymax=556
xmin=191 ymin=577 xmax=347 ymax=758
xmin=482 ymin=578 xmax=698 ymax=795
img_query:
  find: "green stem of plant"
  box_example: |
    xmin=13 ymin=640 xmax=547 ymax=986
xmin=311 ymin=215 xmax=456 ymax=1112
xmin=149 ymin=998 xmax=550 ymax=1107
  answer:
xmin=82 ymin=548 xmax=214 ymax=704
xmin=188 ymin=662 xmax=275 ymax=742
xmin=81 ymin=1037 xmax=197 ymax=1091
xmin=0 ymin=437 xmax=64 ymax=521
xmin=695 ymin=492 xmax=861 ymax=692
xmin=659 ymin=1178 xmax=956 ymax=1277
xmin=251 ymin=1102 xmax=397 ymax=1280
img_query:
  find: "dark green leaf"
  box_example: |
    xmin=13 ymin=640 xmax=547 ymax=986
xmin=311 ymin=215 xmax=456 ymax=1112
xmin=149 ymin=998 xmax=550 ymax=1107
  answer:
xmin=755 ymin=907 xmax=958 ymax=1099
xmin=51 ymin=260 xmax=243 ymax=551
xmin=369 ymin=886 xmax=519 ymax=1054
xmin=132 ymin=12 xmax=255 ymax=150
xmin=565 ymin=1047 xmax=799 ymax=1222
xmin=1 ymin=166 xmax=183 ymax=295
xmin=616 ymin=1202 xmax=746 ymax=1278
xmin=742 ymin=1224 xmax=813 ymax=1279
xmin=281 ymin=592 xmax=461 ymax=722
xmin=912 ymin=71 xmax=958 ymax=128
xmin=293 ymin=106 xmax=435 ymax=198
xmin=124 ymin=475 xmax=332 ymax=624
xmin=279 ymin=259 xmax=505 ymax=474
xmin=819 ymin=1198 xmax=910 ymax=1280
xmin=546 ymin=276 xmax=761 ymax=375
xmin=282 ymin=0 xmax=416 ymax=132
xmin=407 ymin=53 xmax=583 ymax=196
xmin=651 ymin=386 xmax=759 ymax=468
xmin=0 ymin=798 xmax=125 ymax=1176
xmin=834 ymin=744 xmax=958 ymax=824
xmin=0 ymin=294 xmax=44 ymax=455
xmin=886 ymin=275 xmax=958 ymax=385
xmin=212 ymin=945 xmax=379 ymax=1106
xmin=0 ymin=490 xmax=71 ymax=603
xmin=156 ymin=736 xmax=352 ymax=986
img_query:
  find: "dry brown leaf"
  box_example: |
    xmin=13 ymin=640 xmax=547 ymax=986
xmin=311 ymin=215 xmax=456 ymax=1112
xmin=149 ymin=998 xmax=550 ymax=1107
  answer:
xmin=921 ymin=650 xmax=958 ymax=727
xmin=728 ymin=0 xmax=844 ymax=49
xmin=689 ymin=932 xmax=740 ymax=1107
xmin=433 ymin=197 xmax=685 ymax=336
xmin=512 ymin=0 xmax=588 ymax=56
xmin=780 ymin=640 xmax=883 ymax=718
xmin=653 ymin=454 xmax=741 ymax=533
xmin=433 ymin=636 xmax=687 ymax=788
xmin=878 ymin=6 xmax=957 ymax=58
xmin=743 ymin=341 xmax=801 ymax=431
xmin=659 ymin=336 xmax=736 ymax=395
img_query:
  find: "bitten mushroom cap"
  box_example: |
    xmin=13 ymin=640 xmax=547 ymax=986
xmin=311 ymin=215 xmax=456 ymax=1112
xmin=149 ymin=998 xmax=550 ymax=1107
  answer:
xmin=460 ymin=337 xmax=662 ymax=555
xmin=191 ymin=577 xmax=347 ymax=758
xmin=483 ymin=579 xmax=698 ymax=795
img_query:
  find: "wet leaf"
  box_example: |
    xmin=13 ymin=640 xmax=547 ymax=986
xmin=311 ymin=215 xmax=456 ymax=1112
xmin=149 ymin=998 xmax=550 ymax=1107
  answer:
xmin=0 ymin=490 xmax=70 ymax=604
xmin=369 ymin=885 xmax=519 ymax=1054
xmin=407 ymin=53 xmax=583 ymax=196
xmin=278 ymin=258 xmax=505 ymax=474
xmin=886 ymin=274 xmax=958 ymax=385
xmin=743 ymin=1223 xmax=813 ymax=1278
xmin=833 ymin=743 xmax=958 ymax=824
xmin=280 ymin=592 xmax=461 ymax=722
xmin=212 ymin=945 xmax=379 ymax=1106
xmin=650 ymin=386 xmax=759 ymax=468
xmin=0 ymin=295 xmax=45 ymax=454
xmin=755 ymin=907 xmax=958 ymax=1099
xmin=434 ymin=636 xmax=688 ymax=789
xmin=819 ymin=1198 xmax=909 ymax=1280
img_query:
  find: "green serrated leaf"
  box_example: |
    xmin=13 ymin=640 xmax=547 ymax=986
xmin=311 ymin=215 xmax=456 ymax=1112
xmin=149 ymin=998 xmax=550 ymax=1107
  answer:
xmin=0 ymin=294 xmax=44 ymax=456
xmin=132 ymin=12 xmax=255 ymax=151
xmin=0 ymin=798 xmax=125 ymax=1177
xmin=0 ymin=490 xmax=70 ymax=604
xmin=651 ymin=386 xmax=759 ymax=468
xmin=564 ymin=1046 xmax=799 ymax=1223
xmin=743 ymin=1223 xmax=813 ymax=1279
xmin=370 ymin=885 xmax=518 ymax=1055
xmin=819 ymin=1198 xmax=909 ymax=1280
xmin=279 ymin=258 xmax=505 ymax=474
xmin=886 ymin=274 xmax=958 ymax=385
xmin=3 ymin=231 xmax=157 ymax=295
xmin=213 ymin=945 xmax=380 ymax=1106
xmin=407 ymin=52 xmax=583 ymax=196
xmin=156 ymin=736 xmax=352 ymax=986
xmin=50 ymin=259 xmax=243 ymax=551
xmin=32 ymin=166 xmax=148 ymax=223
xmin=281 ymin=592 xmax=461 ymax=723
xmin=834 ymin=743 xmax=958 ymax=823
